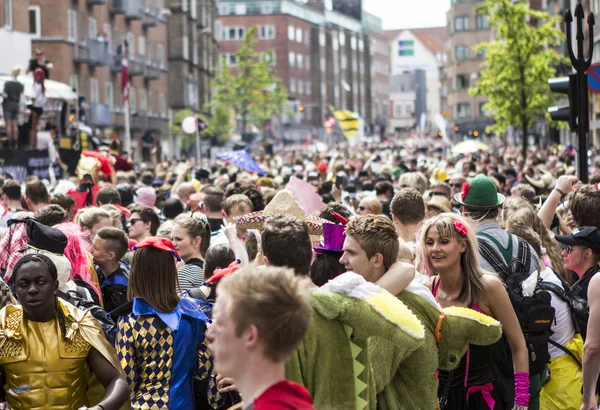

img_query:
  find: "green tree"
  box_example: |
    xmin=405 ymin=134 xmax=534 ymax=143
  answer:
xmin=206 ymin=26 xmax=288 ymax=140
xmin=470 ymin=0 xmax=565 ymax=159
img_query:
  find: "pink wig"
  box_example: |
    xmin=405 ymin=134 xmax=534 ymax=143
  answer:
xmin=54 ymin=222 xmax=100 ymax=299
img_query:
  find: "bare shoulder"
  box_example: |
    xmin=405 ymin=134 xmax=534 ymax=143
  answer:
xmin=589 ymin=273 xmax=600 ymax=296
xmin=481 ymin=274 xmax=504 ymax=291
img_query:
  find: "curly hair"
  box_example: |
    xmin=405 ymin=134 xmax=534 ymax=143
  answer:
xmin=345 ymin=215 xmax=399 ymax=271
xmin=225 ymin=181 xmax=265 ymax=212
xmin=35 ymin=204 xmax=69 ymax=227
xmin=390 ymin=188 xmax=425 ymax=225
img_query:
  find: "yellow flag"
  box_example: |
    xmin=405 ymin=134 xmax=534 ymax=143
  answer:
xmin=331 ymin=107 xmax=359 ymax=139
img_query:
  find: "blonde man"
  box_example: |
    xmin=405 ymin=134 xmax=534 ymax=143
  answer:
xmin=207 ymin=266 xmax=314 ymax=410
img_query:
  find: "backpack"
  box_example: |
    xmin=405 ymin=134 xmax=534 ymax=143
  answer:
xmin=539 ymin=269 xmax=590 ymax=339
xmin=477 ymin=232 xmax=555 ymax=376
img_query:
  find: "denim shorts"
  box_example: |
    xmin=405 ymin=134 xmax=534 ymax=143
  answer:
xmin=3 ymin=109 xmax=18 ymax=120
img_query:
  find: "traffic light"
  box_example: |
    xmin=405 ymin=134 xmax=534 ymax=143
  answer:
xmin=78 ymin=96 xmax=87 ymax=123
xmin=548 ymin=74 xmax=588 ymax=133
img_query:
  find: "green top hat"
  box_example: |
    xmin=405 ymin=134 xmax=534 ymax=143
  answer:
xmin=453 ymin=174 xmax=505 ymax=209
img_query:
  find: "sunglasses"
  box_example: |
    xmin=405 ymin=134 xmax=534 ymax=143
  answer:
xmin=449 ymin=183 xmax=464 ymax=189
xmin=127 ymin=218 xmax=143 ymax=225
xmin=563 ymin=245 xmax=587 ymax=255
xmin=430 ymin=191 xmax=446 ymax=197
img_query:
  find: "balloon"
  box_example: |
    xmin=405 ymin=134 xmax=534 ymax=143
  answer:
xmin=182 ymin=117 xmax=197 ymax=134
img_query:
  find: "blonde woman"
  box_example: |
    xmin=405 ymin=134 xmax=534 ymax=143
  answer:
xmin=75 ymin=207 xmax=112 ymax=244
xmin=356 ymin=197 xmax=382 ymax=215
xmin=417 ymin=213 xmax=529 ymax=410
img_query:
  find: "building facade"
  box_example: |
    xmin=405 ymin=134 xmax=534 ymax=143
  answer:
xmin=386 ymin=27 xmax=446 ymax=133
xmin=23 ymin=0 xmax=169 ymax=161
xmin=445 ymin=0 xmax=492 ymax=139
xmin=0 ymin=0 xmax=33 ymax=76
xmin=216 ymin=0 xmax=376 ymax=142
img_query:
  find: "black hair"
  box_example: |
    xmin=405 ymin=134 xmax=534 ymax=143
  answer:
xmin=310 ymin=252 xmax=346 ymax=286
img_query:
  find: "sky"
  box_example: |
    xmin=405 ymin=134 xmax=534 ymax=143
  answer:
xmin=362 ymin=0 xmax=451 ymax=30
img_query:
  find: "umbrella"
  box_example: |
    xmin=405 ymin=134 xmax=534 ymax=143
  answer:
xmin=451 ymin=140 xmax=490 ymax=155
xmin=217 ymin=149 xmax=265 ymax=175
xmin=0 ymin=74 xmax=78 ymax=102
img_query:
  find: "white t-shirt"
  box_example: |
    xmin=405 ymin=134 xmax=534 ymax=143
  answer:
xmin=32 ymin=83 xmax=46 ymax=108
xmin=36 ymin=131 xmax=57 ymax=162
xmin=540 ymin=267 xmax=576 ymax=358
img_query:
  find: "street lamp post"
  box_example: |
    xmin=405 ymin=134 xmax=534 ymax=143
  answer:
xmin=564 ymin=4 xmax=594 ymax=183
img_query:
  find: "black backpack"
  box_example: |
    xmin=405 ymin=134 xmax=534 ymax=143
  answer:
xmin=478 ymin=232 xmax=555 ymax=376
xmin=539 ymin=269 xmax=590 ymax=339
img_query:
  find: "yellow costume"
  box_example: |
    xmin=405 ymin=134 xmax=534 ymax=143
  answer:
xmin=0 ymin=299 xmax=123 ymax=409
xmin=540 ymin=334 xmax=584 ymax=410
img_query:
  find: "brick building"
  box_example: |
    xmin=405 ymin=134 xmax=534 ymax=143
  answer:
xmin=0 ymin=0 xmax=33 ymax=76
xmin=217 ymin=0 xmax=376 ymax=142
xmin=25 ymin=0 xmax=169 ymax=161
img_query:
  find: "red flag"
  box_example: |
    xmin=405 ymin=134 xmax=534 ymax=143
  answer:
xmin=121 ymin=42 xmax=129 ymax=103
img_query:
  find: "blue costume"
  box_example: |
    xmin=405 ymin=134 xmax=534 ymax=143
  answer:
xmin=116 ymin=297 xmax=219 ymax=409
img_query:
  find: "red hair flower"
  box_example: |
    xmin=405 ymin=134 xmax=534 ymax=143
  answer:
xmin=453 ymin=220 xmax=468 ymax=236
xmin=460 ymin=182 xmax=470 ymax=201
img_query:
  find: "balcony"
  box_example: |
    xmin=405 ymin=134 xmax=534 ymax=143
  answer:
xmin=142 ymin=5 xmax=160 ymax=27
xmin=111 ymin=111 xmax=125 ymax=129
xmin=131 ymin=113 xmax=148 ymax=130
xmin=111 ymin=0 xmax=144 ymax=20
xmin=88 ymin=103 xmax=112 ymax=127
xmin=87 ymin=0 xmax=107 ymax=5
xmin=144 ymin=61 xmax=162 ymax=80
xmin=110 ymin=53 xmax=144 ymax=76
xmin=74 ymin=39 xmax=110 ymax=66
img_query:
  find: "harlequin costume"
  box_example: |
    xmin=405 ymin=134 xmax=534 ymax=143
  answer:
xmin=0 ymin=298 xmax=124 ymax=409
xmin=113 ymin=237 xmax=221 ymax=409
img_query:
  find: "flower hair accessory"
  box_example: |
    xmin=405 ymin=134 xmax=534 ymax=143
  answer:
xmin=460 ymin=182 xmax=470 ymax=201
xmin=132 ymin=237 xmax=182 ymax=262
xmin=453 ymin=220 xmax=468 ymax=236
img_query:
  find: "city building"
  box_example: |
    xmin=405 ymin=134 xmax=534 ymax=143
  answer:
xmin=216 ymin=0 xmax=375 ymax=142
xmin=386 ymin=27 xmax=446 ymax=133
xmin=389 ymin=71 xmax=419 ymax=131
xmin=25 ymin=0 xmax=170 ymax=161
xmin=0 ymin=0 xmax=33 ymax=76
xmin=445 ymin=2 xmax=492 ymax=139
xmin=362 ymin=11 xmax=390 ymax=138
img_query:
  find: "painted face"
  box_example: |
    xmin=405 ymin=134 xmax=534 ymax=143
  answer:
xmin=207 ymin=292 xmax=245 ymax=378
xmin=14 ymin=261 xmax=58 ymax=322
xmin=340 ymin=235 xmax=378 ymax=283
xmin=172 ymin=224 xmax=199 ymax=261
xmin=425 ymin=226 xmax=465 ymax=272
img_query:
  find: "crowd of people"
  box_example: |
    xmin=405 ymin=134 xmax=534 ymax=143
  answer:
xmin=0 ymin=138 xmax=598 ymax=409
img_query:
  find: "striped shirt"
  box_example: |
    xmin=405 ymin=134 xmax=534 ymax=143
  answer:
xmin=177 ymin=258 xmax=204 ymax=292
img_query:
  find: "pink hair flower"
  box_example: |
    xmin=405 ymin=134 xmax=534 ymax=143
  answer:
xmin=453 ymin=220 xmax=468 ymax=236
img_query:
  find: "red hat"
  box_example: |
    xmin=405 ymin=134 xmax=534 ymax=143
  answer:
xmin=132 ymin=237 xmax=181 ymax=261
xmin=205 ymin=260 xmax=241 ymax=285
xmin=317 ymin=162 xmax=328 ymax=174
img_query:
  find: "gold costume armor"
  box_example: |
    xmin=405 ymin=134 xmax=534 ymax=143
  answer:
xmin=0 ymin=299 xmax=123 ymax=409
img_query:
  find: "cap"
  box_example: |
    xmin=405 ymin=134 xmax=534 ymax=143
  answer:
xmin=25 ymin=219 xmax=68 ymax=255
xmin=555 ymin=226 xmax=600 ymax=254
xmin=135 ymin=186 xmax=157 ymax=208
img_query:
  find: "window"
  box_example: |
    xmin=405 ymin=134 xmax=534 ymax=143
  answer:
xmin=290 ymin=78 xmax=296 ymax=93
xmin=319 ymin=32 xmax=326 ymax=47
xmin=139 ymin=89 xmax=147 ymax=111
xmin=228 ymin=27 xmax=236 ymax=40
xmin=80 ymin=76 xmax=88 ymax=99
xmin=182 ymin=0 xmax=188 ymax=11
xmin=358 ymin=39 xmax=364 ymax=51
xmin=157 ymin=44 xmax=165 ymax=67
xmin=454 ymin=15 xmax=468 ymax=32
xmin=298 ymin=80 xmax=304 ymax=94
xmin=263 ymin=50 xmax=276 ymax=65
xmin=4 ymin=0 xmax=12 ymax=29
xmin=288 ymin=25 xmax=295 ymax=41
xmin=191 ymin=0 xmax=197 ymax=19
xmin=350 ymin=36 xmax=357 ymax=50
xmin=394 ymin=103 xmax=402 ymax=117
xmin=67 ymin=10 xmax=77 ymax=41
xmin=28 ymin=6 xmax=41 ymax=37
xmin=130 ymin=87 xmax=136 ymax=111
xmin=105 ymin=82 xmax=113 ymax=110
xmin=296 ymin=28 xmax=302 ymax=43
xmin=259 ymin=25 xmax=275 ymax=40
xmin=341 ymin=56 xmax=347 ymax=70
xmin=305 ymin=30 xmax=310 ymax=45
xmin=289 ymin=51 xmax=295 ymax=67
xmin=479 ymin=102 xmax=488 ymax=117
xmin=456 ymin=74 xmax=469 ymax=90
xmin=339 ymin=32 xmax=345 ymax=46
xmin=69 ymin=74 xmax=78 ymax=93
xmin=90 ymin=78 xmax=99 ymax=103
xmin=138 ymin=37 xmax=146 ymax=56
xmin=455 ymin=45 xmax=469 ymax=60
xmin=235 ymin=4 xmax=246 ymax=15
xmin=457 ymin=103 xmax=471 ymax=118
xmin=88 ymin=17 xmax=97 ymax=40
xmin=237 ymin=27 xmax=245 ymax=39
xmin=183 ymin=36 xmax=189 ymax=59
xmin=261 ymin=3 xmax=273 ymax=13
xmin=127 ymin=32 xmax=136 ymax=54
xmin=306 ymin=81 xmax=312 ymax=95
xmin=398 ymin=40 xmax=414 ymax=56
xmin=103 ymin=23 xmax=111 ymax=48
xmin=218 ymin=4 xmax=230 ymax=15
xmin=228 ymin=54 xmax=237 ymax=66
xmin=159 ymin=93 xmax=166 ymax=116
xmin=476 ymin=14 xmax=489 ymax=30
xmin=305 ymin=56 xmax=310 ymax=70
xmin=332 ymin=37 xmax=338 ymax=50
xmin=297 ymin=54 xmax=303 ymax=68
xmin=320 ymin=57 xmax=325 ymax=72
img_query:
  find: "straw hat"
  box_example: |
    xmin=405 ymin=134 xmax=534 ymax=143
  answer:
xmin=426 ymin=195 xmax=452 ymax=214
xmin=525 ymin=172 xmax=556 ymax=190
xmin=234 ymin=190 xmax=326 ymax=236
